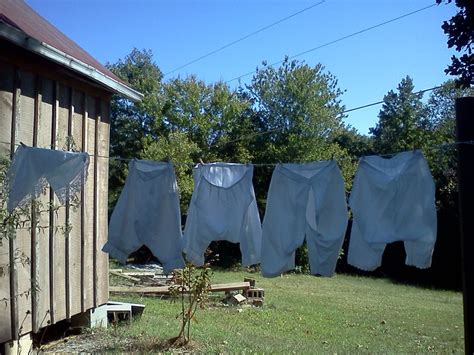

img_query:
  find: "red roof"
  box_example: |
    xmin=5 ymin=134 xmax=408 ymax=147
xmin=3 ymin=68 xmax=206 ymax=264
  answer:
xmin=0 ymin=0 xmax=121 ymax=84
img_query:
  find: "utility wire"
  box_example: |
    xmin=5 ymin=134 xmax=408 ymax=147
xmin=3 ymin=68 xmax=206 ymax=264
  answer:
xmin=163 ymin=0 xmax=326 ymax=76
xmin=2 ymin=140 xmax=472 ymax=168
xmin=226 ymin=3 xmax=437 ymax=84
xmin=209 ymin=85 xmax=442 ymax=150
xmin=0 ymin=84 xmax=454 ymax=164
xmin=342 ymin=85 xmax=443 ymax=114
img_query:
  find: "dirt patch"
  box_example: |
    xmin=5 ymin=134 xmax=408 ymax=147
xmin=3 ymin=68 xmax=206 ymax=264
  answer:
xmin=40 ymin=330 xmax=200 ymax=353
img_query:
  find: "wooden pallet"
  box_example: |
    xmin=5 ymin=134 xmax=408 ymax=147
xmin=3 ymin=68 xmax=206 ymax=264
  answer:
xmin=109 ymin=282 xmax=251 ymax=296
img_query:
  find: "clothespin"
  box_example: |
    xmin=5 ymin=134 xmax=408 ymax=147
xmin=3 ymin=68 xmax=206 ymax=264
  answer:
xmin=20 ymin=142 xmax=26 ymax=147
xmin=199 ymin=158 xmax=205 ymax=165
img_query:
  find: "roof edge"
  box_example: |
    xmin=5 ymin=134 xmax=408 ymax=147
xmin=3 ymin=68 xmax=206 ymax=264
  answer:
xmin=0 ymin=21 xmax=143 ymax=102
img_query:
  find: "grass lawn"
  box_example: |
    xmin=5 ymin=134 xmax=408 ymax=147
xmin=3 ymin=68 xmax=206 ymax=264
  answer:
xmin=86 ymin=269 xmax=464 ymax=353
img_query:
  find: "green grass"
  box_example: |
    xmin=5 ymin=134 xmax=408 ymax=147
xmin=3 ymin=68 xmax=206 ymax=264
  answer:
xmin=101 ymin=270 xmax=464 ymax=353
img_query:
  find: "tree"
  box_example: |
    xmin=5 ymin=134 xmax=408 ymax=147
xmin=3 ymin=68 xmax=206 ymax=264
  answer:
xmin=424 ymin=81 xmax=474 ymax=206
xmin=436 ymin=0 xmax=473 ymax=88
xmin=370 ymin=76 xmax=429 ymax=153
xmin=106 ymin=49 xmax=164 ymax=210
xmin=248 ymin=58 xmax=346 ymax=161
xmin=247 ymin=58 xmax=356 ymax=192
xmin=161 ymin=77 xmax=255 ymax=162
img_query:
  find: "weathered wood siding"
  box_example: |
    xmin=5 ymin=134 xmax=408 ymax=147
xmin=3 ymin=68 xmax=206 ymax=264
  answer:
xmin=0 ymin=47 xmax=110 ymax=343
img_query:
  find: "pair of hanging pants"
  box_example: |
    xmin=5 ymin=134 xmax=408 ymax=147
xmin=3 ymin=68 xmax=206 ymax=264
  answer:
xmin=347 ymin=150 xmax=437 ymax=271
xmin=184 ymin=163 xmax=262 ymax=267
xmin=102 ymin=160 xmax=185 ymax=274
xmin=261 ymin=160 xmax=348 ymax=277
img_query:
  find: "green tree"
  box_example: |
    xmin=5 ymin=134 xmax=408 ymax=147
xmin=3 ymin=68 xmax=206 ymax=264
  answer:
xmin=161 ymin=77 xmax=254 ymax=162
xmin=106 ymin=48 xmax=164 ymax=210
xmin=436 ymin=0 xmax=473 ymax=88
xmin=247 ymin=58 xmax=356 ymax=194
xmin=142 ymin=132 xmax=199 ymax=213
xmin=424 ymin=81 xmax=474 ymax=206
xmin=370 ymin=76 xmax=429 ymax=154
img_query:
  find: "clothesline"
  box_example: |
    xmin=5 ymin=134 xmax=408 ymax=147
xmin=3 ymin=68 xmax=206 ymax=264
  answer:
xmin=1 ymin=139 xmax=474 ymax=167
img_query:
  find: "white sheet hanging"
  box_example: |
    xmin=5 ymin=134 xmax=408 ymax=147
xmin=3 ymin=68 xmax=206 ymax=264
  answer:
xmin=183 ymin=163 xmax=262 ymax=267
xmin=102 ymin=160 xmax=185 ymax=273
xmin=261 ymin=161 xmax=348 ymax=277
xmin=7 ymin=145 xmax=89 ymax=212
xmin=347 ymin=150 xmax=437 ymax=271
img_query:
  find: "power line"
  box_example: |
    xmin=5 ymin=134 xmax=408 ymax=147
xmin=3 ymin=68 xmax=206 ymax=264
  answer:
xmin=2 ymin=140 xmax=472 ymax=168
xmin=209 ymin=85 xmax=442 ymax=149
xmin=342 ymin=85 xmax=442 ymax=114
xmin=163 ymin=0 xmax=326 ymax=77
xmin=0 ymin=84 xmax=448 ymax=163
xmin=226 ymin=3 xmax=437 ymax=84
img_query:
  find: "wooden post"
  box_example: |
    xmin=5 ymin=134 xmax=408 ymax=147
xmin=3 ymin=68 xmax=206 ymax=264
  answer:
xmin=456 ymin=96 xmax=474 ymax=355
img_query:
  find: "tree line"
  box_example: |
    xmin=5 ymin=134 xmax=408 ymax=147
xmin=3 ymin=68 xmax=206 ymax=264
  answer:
xmin=108 ymin=48 xmax=473 ymax=289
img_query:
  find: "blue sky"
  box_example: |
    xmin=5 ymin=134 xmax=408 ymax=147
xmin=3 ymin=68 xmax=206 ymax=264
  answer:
xmin=27 ymin=0 xmax=457 ymax=135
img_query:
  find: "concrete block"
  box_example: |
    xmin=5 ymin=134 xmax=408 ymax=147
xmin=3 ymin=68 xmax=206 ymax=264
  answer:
xmin=2 ymin=334 xmax=33 ymax=355
xmin=71 ymin=304 xmax=108 ymax=329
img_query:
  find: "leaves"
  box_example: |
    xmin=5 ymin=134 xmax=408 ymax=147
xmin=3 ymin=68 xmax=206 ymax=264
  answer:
xmin=436 ymin=0 xmax=473 ymax=88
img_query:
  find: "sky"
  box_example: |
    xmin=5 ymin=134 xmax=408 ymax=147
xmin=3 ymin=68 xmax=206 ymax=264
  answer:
xmin=27 ymin=0 xmax=458 ymax=135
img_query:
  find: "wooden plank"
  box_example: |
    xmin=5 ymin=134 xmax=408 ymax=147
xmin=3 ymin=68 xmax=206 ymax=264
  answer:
xmin=51 ymin=82 xmax=69 ymax=323
xmin=30 ymin=75 xmax=39 ymax=332
xmin=109 ymin=271 xmax=140 ymax=283
xmin=14 ymin=70 xmax=35 ymax=337
xmin=32 ymin=77 xmax=53 ymax=332
xmin=9 ymin=67 xmax=21 ymax=341
xmin=92 ymin=99 xmax=99 ymax=308
xmin=209 ymin=282 xmax=251 ymax=292
xmin=83 ymin=94 xmax=96 ymax=311
xmin=68 ymin=89 xmax=84 ymax=317
xmin=0 ymin=60 xmax=14 ymax=343
xmin=65 ymin=87 xmax=72 ymax=319
xmin=96 ymin=100 xmax=109 ymax=307
xmin=109 ymin=282 xmax=251 ymax=296
xmin=80 ymin=94 xmax=87 ymax=313
xmin=48 ymin=81 xmax=57 ymax=324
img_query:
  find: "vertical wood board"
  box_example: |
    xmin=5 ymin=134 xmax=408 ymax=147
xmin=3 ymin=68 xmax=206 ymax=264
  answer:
xmin=82 ymin=95 xmax=96 ymax=311
xmin=96 ymin=101 xmax=109 ymax=306
xmin=0 ymin=60 xmax=13 ymax=343
xmin=14 ymin=70 xmax=36 ymax=336
xmin=32 ymin=77 xmax=53 ymax=332
xmin=51 ymin=83 xmax=69 ymax=323
xmin=68 ymin=89 xmax=84 ymax=316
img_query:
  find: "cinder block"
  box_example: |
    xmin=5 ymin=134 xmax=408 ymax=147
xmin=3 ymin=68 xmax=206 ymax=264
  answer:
xmin=71 ymin=304 xmax=108 ymax=329
xmin=245 ymin=288 xmax=265 ymax=299
xmin=244 ymin=278 xmax=256 ymax=288
xmin=2 ymin=334 xmax=33 ymax=355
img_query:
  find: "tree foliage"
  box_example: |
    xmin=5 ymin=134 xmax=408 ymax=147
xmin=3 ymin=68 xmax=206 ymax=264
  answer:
xmin=370 ymin=76 xmax=429 ymax=153
xmin=436 ymin=0 xmax=473 ymax=88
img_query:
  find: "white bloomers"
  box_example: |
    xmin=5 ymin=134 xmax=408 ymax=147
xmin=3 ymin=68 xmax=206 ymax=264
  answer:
xmin=347 ymin=150 xmax=437 ymax=271
xmin=261 ymin=161 xmax=348 ymax=277
xmin=102 ymin=160 xmax=185 ymax=273
xmin=7 ymin=145 xmax=89 ymax=212
xmin=184 ymin=163 xmax=262 ymax=267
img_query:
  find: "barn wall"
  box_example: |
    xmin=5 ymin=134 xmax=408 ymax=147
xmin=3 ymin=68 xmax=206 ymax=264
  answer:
xmin=0 ymin=50 xmax=111 ymax=343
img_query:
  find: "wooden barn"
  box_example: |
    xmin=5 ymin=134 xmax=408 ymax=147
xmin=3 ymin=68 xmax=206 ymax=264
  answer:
xmin=0 ymin=0 xmax=142 ymax=351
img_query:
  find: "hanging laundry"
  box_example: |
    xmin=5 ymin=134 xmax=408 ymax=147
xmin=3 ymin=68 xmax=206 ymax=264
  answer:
xmin=7 ymin=144 xmax=89 ymax=212
xmin=102 ymin=160 xmax=185 ymax=273
xmin=261 ymin=161 xmax=348 ymax=277
xmin=347 ymin=150 xmax=437 ymax=271
xmin=184 ymin=163 xmax=262 ymax=267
